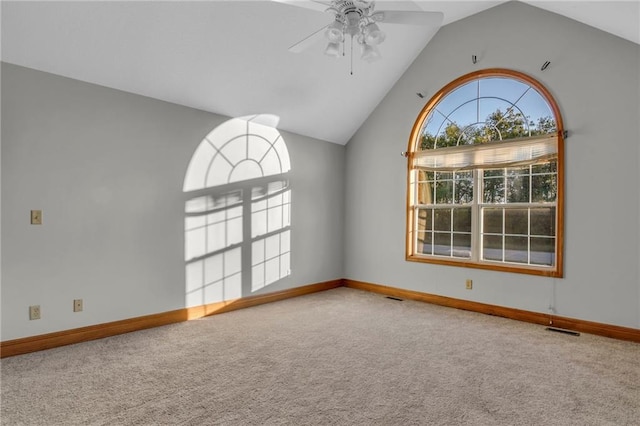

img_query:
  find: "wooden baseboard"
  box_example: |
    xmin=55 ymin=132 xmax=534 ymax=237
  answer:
xmin=344 ymin=279 xmax=640 ymax=343
xmin=0 ymin=279 xmax=342 ymax=358
xmin=3 ymin=277 xmax=637 ymax=358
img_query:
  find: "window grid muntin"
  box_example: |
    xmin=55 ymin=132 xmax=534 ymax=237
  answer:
xmin=430 ymin=95 xmax=534 ymax=148
xmin=407 ymin=69 xmax=563 ymax=277
xmin=479 ymin=204 xmax=556 ymax=267
xmin=421 ymin=77 xmax=553 ymax=152
xmin=414 ymin=162 xmax=557 ymax=268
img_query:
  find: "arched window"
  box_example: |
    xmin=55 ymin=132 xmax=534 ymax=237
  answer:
xmin=406 ymin=69 xmax=564 ymax=277
xmin=183 ymin=116 xmax=292 ymax=307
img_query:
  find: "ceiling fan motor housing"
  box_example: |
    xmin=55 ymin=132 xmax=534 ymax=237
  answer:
xmin=287 ymin=0 xmax=443 ymax=67
xmin=328 ymin=1 xmax=377 ymax=39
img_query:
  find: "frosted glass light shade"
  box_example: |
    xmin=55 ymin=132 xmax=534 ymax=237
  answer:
xmin=364 ymin=23 xmax=385 ymax=45
xmin=361 ymin=43 xmax=381 ymax=62
xmin=324 ymin=42 xmax=341 ymax=58
xmin=325 ymin=21 xmax=344 ymax=42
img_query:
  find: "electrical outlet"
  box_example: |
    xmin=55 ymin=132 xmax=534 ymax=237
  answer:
xmin=465 ymin=279 xmax=473 ymax=290
xmin=29 ymin=305 xmax=41 ymax=320
xmin=73 ymin=299 xmax=83 ymax=312
xmin=30 ymin=210 xmax=42 ymax=225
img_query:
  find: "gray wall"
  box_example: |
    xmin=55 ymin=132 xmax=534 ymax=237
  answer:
xmin=3 ymin=1 xmax=639 ymax=342
xmin=1 ymin=63 xmax=345 ymax=340
xmin=344 ymin=2 xmax=640 ymax=329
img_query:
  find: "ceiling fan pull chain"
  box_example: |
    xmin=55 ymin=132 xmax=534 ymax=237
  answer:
xmin=350 ymin=34 xmax=354 ymax=75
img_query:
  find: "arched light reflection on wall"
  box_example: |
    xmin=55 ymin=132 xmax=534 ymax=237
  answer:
xmin=183 ymin=115 xmax=290 ymax=191
xmin=183 ymin=115 xmax=292 ymax=308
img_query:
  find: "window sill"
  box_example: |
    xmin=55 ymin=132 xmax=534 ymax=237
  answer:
xmin=406 ymin=254 xmax=562 ymax=277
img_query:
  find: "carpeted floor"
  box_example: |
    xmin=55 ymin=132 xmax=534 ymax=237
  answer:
xmin=1 ymin=287 xmax=639 ymax=425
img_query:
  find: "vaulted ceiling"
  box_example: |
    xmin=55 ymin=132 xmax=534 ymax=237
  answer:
xmin=2 ymin=1 xmax=638 ymax=145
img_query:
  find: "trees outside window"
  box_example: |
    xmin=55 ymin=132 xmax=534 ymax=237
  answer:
xmin=407 ymin=69 xmax=564 ymax=277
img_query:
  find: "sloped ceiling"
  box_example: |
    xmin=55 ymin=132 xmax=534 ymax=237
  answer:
xmin=2 ymin=1 xmax=638 ymax=145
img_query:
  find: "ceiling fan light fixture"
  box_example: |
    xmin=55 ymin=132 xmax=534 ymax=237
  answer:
xmin=363 ymin=23 xmax=385 ymax=45
xmin=325 ymin=20 xmax=344 ymax=43
xmin=361 ymin=43 xmax=381 ymax=63
xmin=324 ymin=42 xmax=342 ymax=58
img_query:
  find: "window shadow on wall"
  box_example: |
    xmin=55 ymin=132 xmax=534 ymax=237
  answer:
xmin=183 ymin=116 xmax=292 ymax=308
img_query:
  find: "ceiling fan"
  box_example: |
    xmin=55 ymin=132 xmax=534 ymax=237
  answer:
xmin=277 ymin=1 xmax=443 ymax=68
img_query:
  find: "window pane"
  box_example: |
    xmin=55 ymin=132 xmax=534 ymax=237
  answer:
xmin=530 ymin=207 xmax=555 ymax=236
xmin=483 ymin=208 xmax=503 ymax=234
xmin=434 ymin=232 xmax=451 ymax=256
xmin=505 ymin=209 xmax=528 ymax=235
xmin=531 ymin=174 xmax=557 ymax=202
xmin=479 ymin=77 xmax=529 ymax=104
xmin=518 ymin=90 xmax=556 ymax=131
xmin=436 ymin=172 xmax=453 ymax=180
xmin=435 ymin=180 xmax=453 ymax=204
xmin=483 ymin=235 xmax=503 ymax=261
xmin=434 ymin=209 xmax=452 ymax=231
xmin=507 ymin=175 xmax=530 ymax=203
xmin=507 ymin=167 xmax=529 ymax=176
xmin=417 ymin=209 xmax=432 ymax=232
xmin=484 ymin=169 xmax=504 ymax=178
xmin=483 ymin=177 xmax=505 ymax=203
xmin=418 ymin=171 xmax=435 ymax=181
xmin=454 ymin=172 xmax=473 ymax=203
xmin=419 ymin=131 xmax=437 ymax=150
xmin=417 ymin=232 xmax=432 ymax=255
xmin=505 ymin=236 xmax=528 ymax=263
xmin=532 ymin=161 xmax=557 ymax=174
xmin=453 ymin=233 xmax=471 ymax=258
xmin=453 ymin=208 xmax=471 ymax=232
xmin=433 ymin=80 xmax=477 ymax=121
xmin=417 ymin=182 xmax=434 ymax=204
xmin=531 ymin=237 xmax=555 ymax=266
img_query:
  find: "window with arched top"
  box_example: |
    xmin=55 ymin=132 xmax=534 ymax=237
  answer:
xmin=183 ymin=117 xmax=292 ymax=307
xmin=406 ymin=69 xmax=564 ymax=277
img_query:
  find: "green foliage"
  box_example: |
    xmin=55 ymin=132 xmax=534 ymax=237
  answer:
xmin=420 ymin=108 xmax=556 ymax=150
xmin=420 ymin=108 xmax=558 ymax=206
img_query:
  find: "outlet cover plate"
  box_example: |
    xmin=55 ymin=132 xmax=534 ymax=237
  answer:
xmin=30 ymin=210 xmax=42 ymax=225
xmin=29 ymin=305 xmax=41 ymax=320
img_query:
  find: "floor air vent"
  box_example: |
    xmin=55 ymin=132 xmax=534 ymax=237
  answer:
xmin=546 ymin=327 xmax=581 ymax=336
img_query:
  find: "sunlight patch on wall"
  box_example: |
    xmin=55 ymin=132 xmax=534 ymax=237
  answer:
xmin=251 ymin=181 xmax=291 ymax=292
xmin=183 ymin=115 xmax=292 ymax=308
xmin=183 ymin=117 xmax=291 ymax=192
xmin=184 ymin=192 xmax=244 ymax=306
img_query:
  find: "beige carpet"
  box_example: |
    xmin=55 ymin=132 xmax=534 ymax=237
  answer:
xmin=1 ymin=287 xmax=639 ymax=425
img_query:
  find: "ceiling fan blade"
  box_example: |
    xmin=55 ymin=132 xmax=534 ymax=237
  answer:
xmin=288 ymin=24 xmax=329 ymax=53
xmin=272 ymin=0 xmax=332 ymax=13
xmin=377 ymin=10 xmax=444 ymax=26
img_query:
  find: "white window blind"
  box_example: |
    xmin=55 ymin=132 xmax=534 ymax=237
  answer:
xmin=413 ymin=134 xmax=557 ymax=171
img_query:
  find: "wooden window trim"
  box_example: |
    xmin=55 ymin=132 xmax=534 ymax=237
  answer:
xmin=406 ymin=68 xmax=564 ymax=278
